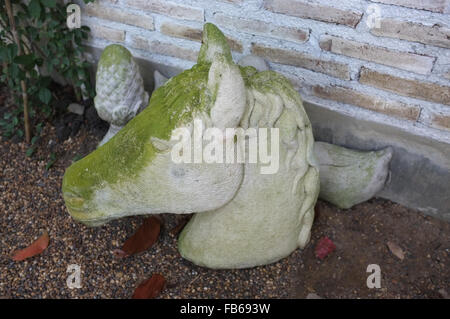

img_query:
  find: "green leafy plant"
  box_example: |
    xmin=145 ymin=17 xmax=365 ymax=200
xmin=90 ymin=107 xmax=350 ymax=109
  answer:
xmin=0 ymin=0 xmax=94 ymax=143
xmin=45 ymin=151 xmax=56 ymax=170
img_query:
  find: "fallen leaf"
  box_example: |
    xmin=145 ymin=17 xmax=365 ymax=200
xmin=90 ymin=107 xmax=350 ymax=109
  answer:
xmin=169 ymin=214 xmax=193 ymax=237
xmin=132 ymin=274 xmax=166 ymax=299
xmin=113 ymin=216 xmax=161 ymax=258
xmin=315 ymin=236 xmax=336 ymax=260
xmin=387 ymin=241 xmax=405 ymax=260
xmin=11 ymin=231 xmax=49 ymax=261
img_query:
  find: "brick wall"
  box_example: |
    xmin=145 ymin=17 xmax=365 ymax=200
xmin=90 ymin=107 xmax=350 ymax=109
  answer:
xmin=78 ymin=0 xmax=450 ymax=141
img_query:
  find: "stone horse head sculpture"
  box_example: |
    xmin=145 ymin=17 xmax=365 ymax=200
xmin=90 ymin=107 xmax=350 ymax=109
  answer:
xmin=63 ymin=23 xmax=319 ymax=269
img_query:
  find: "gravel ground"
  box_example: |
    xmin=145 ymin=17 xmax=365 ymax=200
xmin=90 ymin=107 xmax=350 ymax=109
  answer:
xmin=0 ymin=96 xmax=448 ymax=299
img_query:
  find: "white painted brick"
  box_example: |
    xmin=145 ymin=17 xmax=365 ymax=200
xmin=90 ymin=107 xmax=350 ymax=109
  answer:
xmin=125 ymin=0 xmax=204 ymax=21
xmin=88 ymin=24 xmax=125 ymax=42
xmin=129 ymin=34 xmax=199 ymax=61
xmin=313 ymin=85 xmax=421 ymax=121
xmin=320 ymin=35 xmax=436 ymax=74
xmin=264 ymin=0 xmax=363 ymax=28
xmin=85 ymin=3 xmax=154 ymax=30
xmin=252 ymin=44 xmax=351 ymax=80
xmin=370 ymin=18 xmax=450 ymax=49
xmin=160 ymin=22 xmax=243 ymax=52
xmin=214 ymin=13 xmax=309 ymax=43
xmin=369 ymin=0 xmax=450 ymax=13
xmin=359 ymin=67 xmax=450 ymax=106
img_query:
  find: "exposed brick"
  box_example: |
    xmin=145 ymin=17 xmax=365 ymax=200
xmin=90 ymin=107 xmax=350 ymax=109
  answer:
xmin=369 ymin=0 xmax=450 ymax=14
xmin=226 ymin=37 xmax=244 ymax=53
xmin=264 ymin=0 xmax=363 ymax=28
xmin=85 ymin=3 xmax=154 ymax=30
xmin=359 ymin=67 xmax=450 ymax=106
xmin=251 ymin=44 xmax=350 ymax=80
xmin=160 ymin=23 xmax=203 ymax=41
xmin=214 ymin=13 xmax=309 ymax=43
xmin=125 ymin=0 xmax=204 ymax=22
xmin=88 ymin=24 xmax=125 ymax=42
xmin=370 ymin=18 xmax=450 ymax=49
xmin=129 ymin=35 xmax=198 ymax=61
xmin=160 ymin=22 xmax=243 ymax=52
xmin=320 ymin=35 xmax=435 ymax=75
xmin=313 ymin=85 xmax=421 ymax=121
xmin=431 ymin=114 xmax=450 ymax=131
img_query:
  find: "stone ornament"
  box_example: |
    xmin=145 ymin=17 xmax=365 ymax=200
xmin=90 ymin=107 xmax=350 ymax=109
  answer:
xmin=94 ymin=44 xmax=149 ymax=146
xmin=63 ymin=24 xmax=393 ymax=269
xmin=314 ymin=142 xmax=393 ymax=209
xmin=63 ymin=23 xmax=320 ymax=269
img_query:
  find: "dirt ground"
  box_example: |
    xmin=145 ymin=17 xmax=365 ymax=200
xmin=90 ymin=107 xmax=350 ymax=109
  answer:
xmin=0 ymin=87 xmax=449 ymax=299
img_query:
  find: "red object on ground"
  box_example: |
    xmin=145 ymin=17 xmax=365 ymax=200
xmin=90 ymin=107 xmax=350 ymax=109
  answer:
xmin=12 ymin=231 xmax=50 ymax=261
xmin=132 ymin=274 xmax=166 ymax=299
xmin=113 ymin=216 xmax=161 ymax=258
xmin=315 ymin=236 xmax=336 ymax=260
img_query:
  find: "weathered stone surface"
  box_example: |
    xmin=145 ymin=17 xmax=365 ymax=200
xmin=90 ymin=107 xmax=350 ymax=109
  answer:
xmin=313 ymin=85 xmax=421 ymax=121
xmin=319 ymin=35 xmax=435 ymax=75
xmin=85 ymin=3 xmax=155 ymax=30
xmin=431 ymin=114 xmax=450 ymax=131
xmin=160 ymin=22 xmax=203 ymax=41
xmin=214 ymin=13 xmax=309 ymax=43
xmin=63 ymin=24 xmax=320 ymax=269
xmin=264 ymin=0 xmax=363 ymax=28
xmin=305 ymin=102 xmax=450 ymax=221
xmin=369 ymin=0 xmax=450 ymax=13
xmin=315 ymin=142 xmax=393 ymax=209
xmin=252 ymin=44 xmax=351 ymax=80
xmin=160 ymin=22 xmax=243 ymax=52
xmin=125 ymin=0 xmax=204 ymax=21
xmin=130 ymin=35 xmax=199 ymax=61
xmin=370 ymin=18 xmax=450 ymax=49
xmin=94 ymin=44 xmax=149 ymax=146
xmin=359 ymin=67 xmax=450 ymax=106
xmin=179 ymin=71 xmax=319 ymax=268
xmin=88 ymin=24 xmax=125 ymax=42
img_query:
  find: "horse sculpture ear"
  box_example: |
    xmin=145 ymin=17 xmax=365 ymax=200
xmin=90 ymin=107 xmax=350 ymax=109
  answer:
xmin=199 ymin=24 xmax=246 ymax=129
xmin=198 ymin=23 xmax=233 ymax=65
xmin=208 ymin=54 xmax=246 ymax=129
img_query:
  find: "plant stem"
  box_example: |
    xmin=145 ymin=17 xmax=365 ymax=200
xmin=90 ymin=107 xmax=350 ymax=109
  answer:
xmin=5 ymin=0 xmax=31 ymax=143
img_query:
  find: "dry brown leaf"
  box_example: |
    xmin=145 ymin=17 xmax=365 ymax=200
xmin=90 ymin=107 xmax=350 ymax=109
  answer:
xmin=11 ymin=231 xmax=49 ymax=261
xmin=387 ymin=241 xmax=405 ymax=260
xmin=132 ymin=274 xmax=166 ymax=299
xmin=113 ymin=216 xmax=161 ymax=258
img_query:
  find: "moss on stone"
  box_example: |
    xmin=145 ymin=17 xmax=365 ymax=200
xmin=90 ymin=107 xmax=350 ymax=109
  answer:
xmin=62 ymin=63 xmax=211 ymax=202
xmin=197 ymin=23 xmax=232 ymax=65
xmin=97 ymin=44 xmax=132 ymax=69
